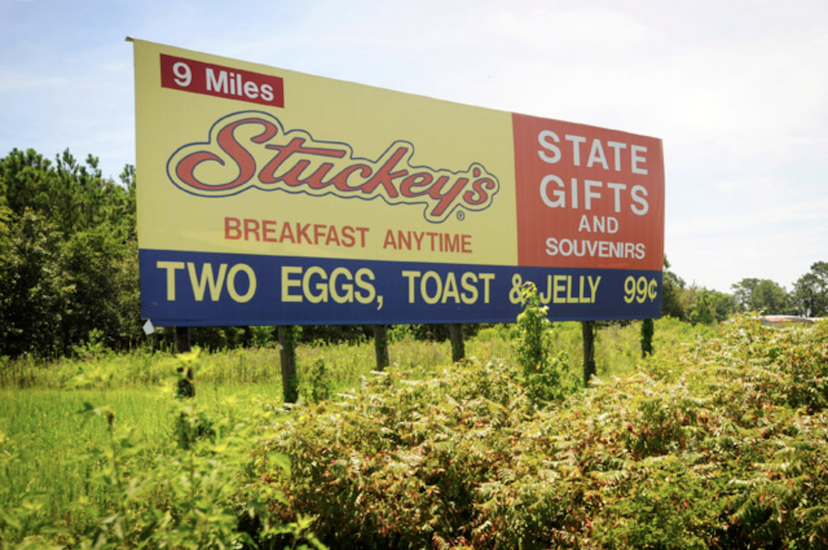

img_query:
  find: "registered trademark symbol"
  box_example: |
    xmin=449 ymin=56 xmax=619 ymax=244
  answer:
xmin=456 ymin=210 xmax=465 ymax=221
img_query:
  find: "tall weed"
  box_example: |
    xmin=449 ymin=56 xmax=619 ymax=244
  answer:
xmin=0 ymin=352 xmax=322 ymax=548
xmin=254 ymin=318 xmax=828 ymax=548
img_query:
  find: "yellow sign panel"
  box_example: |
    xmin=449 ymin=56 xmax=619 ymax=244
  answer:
xmin=135 ymin=40 xmax=517 ymax=268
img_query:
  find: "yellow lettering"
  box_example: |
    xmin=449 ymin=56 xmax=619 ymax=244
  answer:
xmin=329 ymin=267 xmax=354 ymax=304
xmin=355 ymin=268 xmax=376 ymax=304
xmin=227 ymin=264 xmax=256 ymax=303
xmin=401 ymin=270 xmax=420 ymax=303
xmin=461 ymin=272 xmax=478 ymax=304
xmin=421 ymin=271 xmax=441 ymax=305
xmin=588 ymin=275 xmax=601 ymax=303
xmin=478 ymin=273 xmax=495 ymax=303
xmin=188 ymin=262 xmax=227 ymax=302
xmin=303 ymin=266 xmax=328 ymax=303
xmin=566 ymin=276 xmax=577 ymax=304
xmin=281 ymin=266 xmax=303 ymax=302
xmin=442 ymin=272 xmax=460 ymax=304
xmin=156 ymin=261 xmax=185 ymax=301
xmin=553 ymin=275 xmax=567 ymax=304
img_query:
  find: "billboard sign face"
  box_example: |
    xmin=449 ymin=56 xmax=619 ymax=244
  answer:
xmin=133 ymin=40 xmax=665 ymax=326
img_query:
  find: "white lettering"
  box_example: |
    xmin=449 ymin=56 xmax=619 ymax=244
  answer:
xmin=565 ymin=134 xmax=587 ymax=166
xmin=587 ymin=139 xmax=609 ymax=170
xmin=631 ymin=145 xmax=648 ymax=175
xmin=206 ymin=68 xmax=228 ymax=93
xmin=540 ymin=174 xmax=566 ymax=207
xmin=631 ymin=185 xmax=649 ymax=215
xmin=537 ymin=130 xmax=561 ymax=163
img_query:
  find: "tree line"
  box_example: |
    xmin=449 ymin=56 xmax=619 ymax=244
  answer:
xmin=1 ymin=148 xmax=826 ymax=358
xmin=661 ymin=258 xmax=828 ymax=325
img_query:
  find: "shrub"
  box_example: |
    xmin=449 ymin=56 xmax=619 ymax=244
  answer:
xmin=513 ymin=282 xmax=553 ymax=378
xmin=300 ymin=357 xmax=333 ymax=404
xmin=513 ymin=281 xmax=579 ymax=405
xmin=261 ymin=357 xmax=530 ymax=548
xmin=254 ymin=318 xmax=828 ymax=548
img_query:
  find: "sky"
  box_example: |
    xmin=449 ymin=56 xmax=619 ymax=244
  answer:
xmin=1 ymin=0 xmax=826 ymax=293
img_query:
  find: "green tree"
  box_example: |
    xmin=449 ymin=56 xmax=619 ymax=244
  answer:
xmin=0 ymin=204 xmax=11 ymax=255
xmin=791 ymin=262 xmax=828 ymax=317
xmin=1 ymin=148 xmax=135 ymax=238
xmin=0 ymin=148 xmax=140 ymax=357
xmin=60 ymin=223 xmax=140 ymax=349
xmin=0 ymin=210 xmax=70 ymax=356
xmin=117 ymin=164 xmax=137 ymax=243
xmin=732 ymin=278 xmax=790 ymax=314
xmin=732 ymin=278 xmax=759 ymax=311
xmin=0 ymin=205 xmax=13 ymax=303
xmin=661 ymin=256 xmax=686 ymax=320
xmin=687 ymin=288 xmax=735 ymax=325
xmin=0 ymin=149 xmax=56 ymax=218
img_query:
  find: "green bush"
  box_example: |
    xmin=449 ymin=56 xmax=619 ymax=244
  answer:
xmin=300 ymin=357 xmax=333 ymax=404
xmin=6 ymin=316 xmax=828 ymax=548
xmin=261 ymin=357 xmax=529 ymax=548
xmin=255 ymin=317 xmax=828 ymax=548
xmin=513 ymin=281 xmax=553 ymax=377
xmin=513 ymin=281 xmax=579 ymax=405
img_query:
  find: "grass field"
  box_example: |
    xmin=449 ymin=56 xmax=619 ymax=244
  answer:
xmin=0 ymin=318 xmax=714 ymax=547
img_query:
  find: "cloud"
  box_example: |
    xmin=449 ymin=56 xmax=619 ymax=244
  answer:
xmin=0 ymin=70 xmax=66 ymax=93
xmin=1 ymin=0 xmax=825 ymax=293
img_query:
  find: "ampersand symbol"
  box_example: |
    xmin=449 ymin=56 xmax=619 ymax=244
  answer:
xmin=509 ymin=274 xmax=523 ymax=304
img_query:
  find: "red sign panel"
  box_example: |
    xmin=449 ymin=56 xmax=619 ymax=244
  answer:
xmin=160 ymin=54 xmax=285 ymax=108
xmin=512 ymin=114 xmax=664 ymax=272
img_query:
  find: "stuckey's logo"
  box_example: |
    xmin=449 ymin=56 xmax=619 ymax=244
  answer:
xmin=167 ymin=111 xmax=500 ymax=223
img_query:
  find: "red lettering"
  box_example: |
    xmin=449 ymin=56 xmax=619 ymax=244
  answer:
xmin=340 ymin=226 xmax=355 ymax=247
xmin=426 ymin=177 xmax=468 ymax=218
xmin=259 ymin=137 xmax=345 ymax=184
xmin=279 ymin=160 xmax=312 ymax=188
xmin=330 ymin=164 xmax=373 ymax=191
xmin=358 ymin=147 xmax=407 ymax=197
xmin=176 ymin=118 xmax=277 ymax=192
xmin=313 ymin=224 xmax=326 ymax=245
xmin=400 ymin=173 xmax=433 ymax=197
xmin=356 ymin=227 xmax=369 ymax=248
xmin=464 ymin=172 xmax=499 ymax=206
xmin=295 ymin=223 xmax=311 ymax=244
xmin=171 ymin=113 xmax=500 ymax=223
xmin=383 ymin=230 xmax=397 ymax=250
xmin=225 ymin=217 xmax=241 ymax=239
xmin=325 ymin=226 xmax=341 ymax=246
xmin=398 ymin=230 xmax=412 ymax=250
xmin=226 ymin=217 xmax=370 ymax=248
xmin=279 ymin=222 xmax=295 ymax=244
xmin=380 ymin=229 xmax=472 ymax=254
xmin=304 ymin=162 xmax=336 ymax=190
xmin=243 ymin=218 xmax=261 ymax=241
xmin=445 ymin=233 xmax=460 ymax=253
xmin=263 ymin=220 xmax=278 ymax=242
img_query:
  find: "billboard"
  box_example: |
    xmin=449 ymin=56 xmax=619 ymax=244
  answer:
xmin=133 ymin=40 xmax=665 ymax=327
